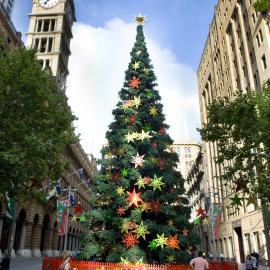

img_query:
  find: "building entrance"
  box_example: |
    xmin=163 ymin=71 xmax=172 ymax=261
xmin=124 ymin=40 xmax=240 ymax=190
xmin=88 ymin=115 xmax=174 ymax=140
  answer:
xmin=234 ymin=226 xmax=245 ymax=263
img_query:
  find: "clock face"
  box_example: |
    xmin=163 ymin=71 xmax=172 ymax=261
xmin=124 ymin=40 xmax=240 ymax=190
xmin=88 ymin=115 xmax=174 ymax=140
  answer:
xmin=39 ymin=0 xmax=60 ymax=8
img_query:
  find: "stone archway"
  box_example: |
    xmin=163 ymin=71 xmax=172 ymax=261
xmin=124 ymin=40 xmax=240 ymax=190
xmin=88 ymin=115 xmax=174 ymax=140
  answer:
xmin=14 ymin=209 xmax=28 ymax=256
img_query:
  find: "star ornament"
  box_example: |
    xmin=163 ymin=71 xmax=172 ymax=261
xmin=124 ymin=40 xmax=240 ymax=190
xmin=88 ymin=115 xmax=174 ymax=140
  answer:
xmin=196 ymin=207 xmax=205 ymax=217
xmin=116 ymin=186 xmax=125 ymax=196
xmin=122 ymin=232 xmax=139 ymax=248
xmin=230 ymin=194 xmax=242 ymax=206
xmin=132 ymin=61 xmax=140 ymax=70
xmin=149 ymin=106 xmax=158 ymax=116
xmin=149 ymin=174 xmax=165 ymax=191
xmin=127 ymin=188 xmax=143 ymax=207
xmin=139 ymin=130 xmax=153 ymax=141
xmin=133 ymin=14 xmax=148 ymax=25
xmin=155 ymin=233 xmax=168 ymax=249
xmin=117 ymin=206 xmax=126 ymax=216
xmin=79 ymin=214 xmax=86 ymax=223
xmin=194 ymin=218 xmax=201 ymax=225
xmin=131 ymin=153 xmax=145 ymax=168
xmin=121 ymin=168 xmax=129 ymax=177
xmin=182 ymin=228 xmax=189 ymax=236
xmin=167 ymin=235 xmax=180 ymax=250
xmin=141 ymin=201 xmax=152 ymax=213
xmin=133 ymin=221 xmax=150 ymax=240
xmin=148 ymin=239 xmax=158 ymax=250
xmin=202 ymin=217 xmax=209 ymax=225
xmin=129 ymin=76 xmax=140 ymax=89
xmin=133 ymin=96 xmax=141 ymax=109
xmin=120 ymin=219 xmax=130 ymax=234
xmin=135 ymin=175 xmax=146 ymax=189
xmin=151 ymin=199 xmax=161 ymax=215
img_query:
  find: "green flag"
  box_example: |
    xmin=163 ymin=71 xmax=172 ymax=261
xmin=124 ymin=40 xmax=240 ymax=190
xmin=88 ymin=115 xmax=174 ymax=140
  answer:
xmin=5 ymin=193 xmax=15 ymax=220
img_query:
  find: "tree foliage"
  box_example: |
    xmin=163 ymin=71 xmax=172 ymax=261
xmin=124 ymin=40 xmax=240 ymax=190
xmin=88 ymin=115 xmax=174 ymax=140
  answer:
xmin=0 ymin=48 xmax=77 ymax=197
xmin=199 ymin=83 xmax=270 ymax=202
xmin=80 ymin=25 xmax=198 ymax=264
xmin=253 ymin=0 xmax=270 ymax=13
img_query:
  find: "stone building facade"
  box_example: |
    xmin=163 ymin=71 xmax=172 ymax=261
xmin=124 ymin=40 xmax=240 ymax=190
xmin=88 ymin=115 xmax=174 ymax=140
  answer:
xmin=0 ymin=0 xmax=98 ymax=258
xmin=0 ymin=0 xmax=21 ymax=51
xmin=197 ymin=0 xmax=270 ymax=264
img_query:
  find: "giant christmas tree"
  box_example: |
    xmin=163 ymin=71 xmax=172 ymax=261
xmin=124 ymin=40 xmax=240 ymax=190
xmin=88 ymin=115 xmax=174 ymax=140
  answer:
xmin=81 ymin=16 xmax=199 ymax=264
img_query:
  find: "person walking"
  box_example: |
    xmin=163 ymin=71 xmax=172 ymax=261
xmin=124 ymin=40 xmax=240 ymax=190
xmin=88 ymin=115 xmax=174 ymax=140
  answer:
xmin=250 ymin=254 xmax=257 ymax=270
xmin=59 ymin=250 xmax=71 ymax=270
xmin=190 ymin=250 xmax=209 ymax=270
xmin=251 ymin=250 xmax=259 ymax=269
xmin=245 ymin=255 xmax=253 ymax=270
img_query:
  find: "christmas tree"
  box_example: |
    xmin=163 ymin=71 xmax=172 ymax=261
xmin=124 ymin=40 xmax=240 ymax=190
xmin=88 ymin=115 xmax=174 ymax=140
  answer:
xmin=81 ymin=16 xmax=199 ymax=264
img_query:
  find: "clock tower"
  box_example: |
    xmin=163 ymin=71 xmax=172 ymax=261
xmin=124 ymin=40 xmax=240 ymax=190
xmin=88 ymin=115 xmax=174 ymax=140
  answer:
xmin=26 ymin=0 xmax=76 ymax=88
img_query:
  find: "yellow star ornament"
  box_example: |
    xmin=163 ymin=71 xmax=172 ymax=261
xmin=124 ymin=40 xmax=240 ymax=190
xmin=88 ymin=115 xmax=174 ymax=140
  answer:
xmin=116 ymin=186 xmax=125 ymax=196
xmin=132 ymin=61 xmax=140 ymax=70
xmin=133 ymin=14 xmax=148 ymax=25
xmin=133 ymin=96 xmax=141 ymax=109
xmin=133 ymin=221 xmax=150 ymax=240
xmin=149 ymin=106 xmax=158 ymax=116
xmin=155 ymin=233 xmax=168 ymax=249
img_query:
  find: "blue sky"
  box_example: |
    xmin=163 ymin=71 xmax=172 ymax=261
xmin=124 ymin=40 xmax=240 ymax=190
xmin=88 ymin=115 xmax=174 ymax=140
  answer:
xmin=12 ymin=0 xmax=217 ymax=157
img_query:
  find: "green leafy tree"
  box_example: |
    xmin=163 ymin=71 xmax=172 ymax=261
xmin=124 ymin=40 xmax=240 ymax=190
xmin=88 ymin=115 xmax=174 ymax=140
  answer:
xmin=0 ymin=48 xmax=77 ymax=198
xmin=253 ymin=0 xmax=270 ymax=13
xmin=80 ymin=23 xmax=199 ymax=264
xmin=199 ymin=83 xmax=270 ymax=204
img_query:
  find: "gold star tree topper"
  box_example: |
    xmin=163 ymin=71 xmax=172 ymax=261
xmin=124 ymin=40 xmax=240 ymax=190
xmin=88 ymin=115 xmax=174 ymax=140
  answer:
xmin=133 ymin=14 xmax=148 ymax=25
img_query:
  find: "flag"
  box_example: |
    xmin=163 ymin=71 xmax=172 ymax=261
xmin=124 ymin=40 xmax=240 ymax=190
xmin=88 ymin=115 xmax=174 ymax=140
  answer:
xmin=74 ymin=202 xmax=83 ymax=215
xmin=211 ymin=203 xmax=223 ymax=239
xmin=57 ymin=200 xmax=67 ymax=235
xmin=46 ymin=179 xmax=62 ymax=200
xmin=205 ymin=196 xmax=210 ymax=214
xmin=78 ymin=168 xmax=84 ymax=180
xmin=70 ymin=192 xmax=76 ymax=206
xmin=5 ymin=193 xmax=15 ymax=220
xmin=55 ymin=179 xmax=61 ymax=195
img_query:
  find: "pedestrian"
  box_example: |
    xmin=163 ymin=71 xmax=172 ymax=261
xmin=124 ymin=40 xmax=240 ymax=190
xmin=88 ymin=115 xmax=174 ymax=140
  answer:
xmin=251 ymin=250 xmax=259 ymax=268
xmin=190 ymin=250 xmax=209 ymax=270
xmin=245 ymin=255 xmax=253 ymax=270
xmin=250 ymin=254 xmax=257 ymax=270
xmin=220 ymin=252 xmax=224 ymax=261
xmin=208 ymin=251 xmax=213 ymax=260
xmin=59 ymin=250 xmax=71 ymax=270
xmin=0 ymin=253 xmax=10 ymax=270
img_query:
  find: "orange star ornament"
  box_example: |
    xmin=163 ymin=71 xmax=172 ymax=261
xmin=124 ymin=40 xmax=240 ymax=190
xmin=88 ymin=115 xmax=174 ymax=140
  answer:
xmin=167 ymin=235 xmax=180 ymax=250
xmin=122 ymin=232 xmax=139 ymax=248
xmin=127 ymin=188 xmax=143 ymax=207
xmin=117 ymin=206 xmax=126 ymax=216
xmin=129 ymin=76 xmax=140 ymax=89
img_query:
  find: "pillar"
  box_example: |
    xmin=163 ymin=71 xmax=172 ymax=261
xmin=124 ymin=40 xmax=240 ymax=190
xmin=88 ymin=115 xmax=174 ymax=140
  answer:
xmin=31 ymin=224 xmax=42 ymax=257
xmin=42 ymin=227 xmax=53 ymax=256
xmin=16 ymin=222 xmax=31 ymax=257
xmin=52 ymin=228 xmax=60 ymax=256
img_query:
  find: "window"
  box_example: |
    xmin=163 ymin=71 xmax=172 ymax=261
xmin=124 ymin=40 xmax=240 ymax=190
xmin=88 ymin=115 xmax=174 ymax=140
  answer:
xmin=50 ymin=19 xmax=56 ymax=31
xmin=47 ymin=37 xmax=53 ymax=52
xmin=253 ymin=232 xmax=260 ymax=252
xmin=38 ymin=59 xmax=44 ymax=67
xmin=37 ymin=20 xmax=42 ymax=32
xmin=185 ymin=147 xmax=191 ymax=153
xmin=256 ymin=35 xmax=260 ymax=47
xmin=259 ymin=29 xmax=263 ymax=42
xmin=252 ymin=13 xmax=256 ymax=24
xmin=43 ymin=20 xmax=50 ymax=32
xmin=45 ymin=59 xmax=50 ymax=68
xmin=185 ymin=154 xmax=191 ymax=158
xmin=261 ymin=54 xmax=267 ymax=70
xmin=34 ymin=38 xmax=39 ymax=49
xmin=40 ymin=38 xmax=47 ymax=53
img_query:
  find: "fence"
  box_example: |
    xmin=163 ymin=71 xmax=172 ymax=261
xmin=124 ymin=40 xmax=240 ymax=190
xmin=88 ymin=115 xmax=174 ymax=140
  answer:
xmin=42 ymin=257 xmax=238 ymax=270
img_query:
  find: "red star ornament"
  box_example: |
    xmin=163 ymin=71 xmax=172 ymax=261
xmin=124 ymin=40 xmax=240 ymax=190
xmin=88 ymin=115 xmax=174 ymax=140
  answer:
xmin=127 ymin=188 xmax=143 ymax=207
xmin=151 ymin=142 xmax=158 ymax=149
xmin=117 ymin=206 xmax=126 ymax=216
xmin=196 ymin=207 xmax=205 ymax=216
xmin=129 ymin=115 xmax=137 ymax=124
xmin=74 ymin=203 xmax=83 ymax=215
xmin=182 ymin=228 xmax=189 ymax=236
xmin=128 ymin=220 xmax=137 ymax=230
xmin=112 ymin=171 xmax=120 ymax=182
xmin=144 ymin=176 xmax=152 ymax=184
xmin=159 ymin=127 xmax=166 ymax=135
xmin=122 ymin=232 xmax=139 ymax=248
xmin=129 ymin=76 xmax=140 ymax=89
xmin=151 ymin=199 xmax=161 ymax=215
xmin=167 ymin=234 xmax=180 ymax=250
xmin=157 ymin=158 xmax=165 ymax=170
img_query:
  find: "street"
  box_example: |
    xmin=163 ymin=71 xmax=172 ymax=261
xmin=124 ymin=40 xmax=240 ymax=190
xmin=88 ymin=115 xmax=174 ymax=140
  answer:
xmin=10 ymin=257 xmax=42 ymax=270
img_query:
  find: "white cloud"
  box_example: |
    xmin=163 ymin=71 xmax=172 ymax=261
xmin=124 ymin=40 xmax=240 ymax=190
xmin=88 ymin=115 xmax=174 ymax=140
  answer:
xmin=66 ymin=18 xmax=200 ymax=158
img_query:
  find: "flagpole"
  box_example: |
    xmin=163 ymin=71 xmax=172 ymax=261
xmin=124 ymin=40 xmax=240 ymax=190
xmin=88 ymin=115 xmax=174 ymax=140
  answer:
xmin=63 ymin=185 xmax=71 ymax=251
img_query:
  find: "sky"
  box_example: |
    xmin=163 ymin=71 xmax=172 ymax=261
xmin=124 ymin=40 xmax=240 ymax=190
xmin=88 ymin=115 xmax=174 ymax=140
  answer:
xmin=12 ymin=0 xmax=217 ymax=158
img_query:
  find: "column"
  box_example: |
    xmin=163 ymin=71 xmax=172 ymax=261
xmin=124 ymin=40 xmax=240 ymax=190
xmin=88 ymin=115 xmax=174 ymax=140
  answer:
xmin=31 ymin=224 xmax=42 ymax=257
xmin=43 ymin=228 xmax=53 ymax=256
xmin=16 ymin=222 xmax=31 ymax=257
xmin=236 ymin=4 xmax=255 ymax=89
xmin=52 ymin=229 xmax=60 ymax=256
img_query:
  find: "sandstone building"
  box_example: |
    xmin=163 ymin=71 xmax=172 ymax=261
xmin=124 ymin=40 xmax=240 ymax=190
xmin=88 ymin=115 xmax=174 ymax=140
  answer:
xmin=197 ymin=0 xmax=270 ymax=265
xmin=0 ymin=0 xmax=97 ymax=258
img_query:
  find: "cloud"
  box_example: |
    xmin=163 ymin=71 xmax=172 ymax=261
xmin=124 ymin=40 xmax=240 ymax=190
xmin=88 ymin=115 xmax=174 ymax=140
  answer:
xmin=66 ymin=18 xmax=200 ymax=158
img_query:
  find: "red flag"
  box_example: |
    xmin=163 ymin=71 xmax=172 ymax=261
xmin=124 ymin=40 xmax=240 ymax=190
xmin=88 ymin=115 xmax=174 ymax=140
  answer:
xmin=58 ymin=210 xmax=67 ymax=235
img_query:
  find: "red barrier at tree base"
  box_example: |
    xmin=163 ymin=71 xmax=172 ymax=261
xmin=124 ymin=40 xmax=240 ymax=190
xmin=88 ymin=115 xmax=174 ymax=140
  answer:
xmin=42 ymin=257 xmax=238 ymax=270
